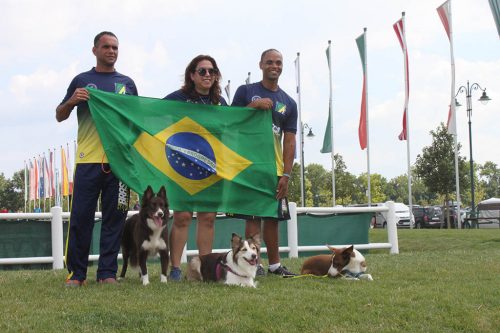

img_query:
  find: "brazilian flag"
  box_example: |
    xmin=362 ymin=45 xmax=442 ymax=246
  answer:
xmin=87 ymin=88 xmax=278 ymax=217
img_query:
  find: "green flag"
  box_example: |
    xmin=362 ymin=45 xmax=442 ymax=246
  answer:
xmin=87 ymin=88 xmax=278 ymax=217
xmin=320 ymin=110 xmax=332 ymax=153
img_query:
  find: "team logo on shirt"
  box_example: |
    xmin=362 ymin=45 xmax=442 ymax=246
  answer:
xmin=86 ymin=83 xmax=97 ymax=89
xmin=275 ymin=102 xmax=286 ymax=114
xmin=251 ymin=95 xmax=262 ymax=102
xmin=115 ymin=83 xmax=126 ymax=94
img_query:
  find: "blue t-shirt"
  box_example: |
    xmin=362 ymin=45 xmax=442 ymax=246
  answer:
xmin=60 ymin=68 xmax=137 ymax=163
xmin=164 ymin=89 xmax=227 ymax=106
xmin=232 ymin=82 xmax=298 ymax=175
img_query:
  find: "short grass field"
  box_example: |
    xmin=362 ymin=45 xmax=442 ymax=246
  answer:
xmin=1 ymin=229 xmax=499 ymax=333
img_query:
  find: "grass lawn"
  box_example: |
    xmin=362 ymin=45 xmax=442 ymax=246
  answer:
xmin=1 ymin=229 xmax=499 ymax=332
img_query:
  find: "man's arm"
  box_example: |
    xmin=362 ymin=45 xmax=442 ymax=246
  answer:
xmin=56 ymin=88 xmax=89 ymax=122
xmin=276 ymin=131 xmax=296 ymax=199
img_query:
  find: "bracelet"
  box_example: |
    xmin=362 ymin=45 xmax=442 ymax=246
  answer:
xmin=282 ymin=173 xmax=291 ymax=178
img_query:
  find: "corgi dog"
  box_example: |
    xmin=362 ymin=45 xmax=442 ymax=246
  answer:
xmin=187 ymin=233 xmax=260 ymax=288
xmin=119 ymin=186 xmax=169 ymax=286
xmin=300 ymin=245 xmax=373 ymax=281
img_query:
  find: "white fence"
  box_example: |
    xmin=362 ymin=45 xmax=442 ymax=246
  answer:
xmin=0 ymin=202 xmax=399 ymax=270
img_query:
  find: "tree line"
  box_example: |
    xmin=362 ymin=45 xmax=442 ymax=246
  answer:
xmin=1 ymin=124 xmax=499 ymax=212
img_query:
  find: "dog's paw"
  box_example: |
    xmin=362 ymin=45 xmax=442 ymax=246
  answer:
xmin=141 ymin=274 xmax=150 ymax=286
xmin=160 ymin=274 xmax=167 ymax=283
xmin=359 ymin=273 xmax=373 ymax=281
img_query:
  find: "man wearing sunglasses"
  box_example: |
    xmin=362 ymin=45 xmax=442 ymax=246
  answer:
xmin=163 ymin=55 xmax=227 ymax=281
xmin=228 ymin=49 xmax=298 ymax=277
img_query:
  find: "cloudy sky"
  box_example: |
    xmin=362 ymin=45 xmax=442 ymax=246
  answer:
xmin=1 ymin=0 xmax=499 ymax=181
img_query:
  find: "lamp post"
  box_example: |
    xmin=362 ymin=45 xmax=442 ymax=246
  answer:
xmin=455 ymin=81 xmax=491 ymax=221
xmin=300 ymin=123 xmax=314 ymax=207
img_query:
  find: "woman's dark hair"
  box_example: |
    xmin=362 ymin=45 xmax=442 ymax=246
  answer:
xmin=182 ymin=55 xmax=222 ymax=105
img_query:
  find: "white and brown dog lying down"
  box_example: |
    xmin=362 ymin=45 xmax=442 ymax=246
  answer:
xmin=300 ymin=245 xmax=373 ymax=281
xmin=187 ymin=233 xmax=260 ymax=288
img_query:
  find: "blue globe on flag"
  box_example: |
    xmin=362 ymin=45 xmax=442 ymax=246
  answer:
xmin=165 ymin=132 xmax=216 ymax=180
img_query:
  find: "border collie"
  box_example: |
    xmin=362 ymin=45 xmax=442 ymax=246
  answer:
xmin=119 ymin=186 xmax=169 ymax=286
xmin=300 ymin=245 xmax=373 ymax=280
xmin=187 ymin=233 xmax=260 ymax=288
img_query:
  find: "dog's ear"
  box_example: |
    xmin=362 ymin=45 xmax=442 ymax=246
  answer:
xmin=143 ymin=186 xmax=154 ymax=204
xmin=231 ymin=233 xmax=242 ymax=249
xmin=345 ymin=245 xmax=355 ymax=257
xmin=327 ymin=245 xmax=338 ymax=253
xmin=251 ymin=233 xmax=261 ymax=247
xmin=158 ymin=186 xmax=167 ymax=201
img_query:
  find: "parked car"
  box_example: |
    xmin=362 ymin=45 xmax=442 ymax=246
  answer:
xmin=373 ymin=202 xmax=415 ymax=229
xmin=413 ymin=206 xmax=443 ymax=228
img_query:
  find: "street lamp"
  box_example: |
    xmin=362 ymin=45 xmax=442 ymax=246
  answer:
xmin=455 ymin=81 xmax=491 ymax=221
xmin=300 ymin=123 xmax=315 ymax=207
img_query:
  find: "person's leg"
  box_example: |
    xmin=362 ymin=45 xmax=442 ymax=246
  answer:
xmin=97 ymin=171 xmax=128 ymax=281
xmin=245 ymin=219 xmax=261 ymax=240
xmin=196 ymin=212 xmax=216 ymax=256
xmin=169 ymin=211 xmax=193 ymax=280
xmin=262 ymin=219 xmax=280 ymax=265
xmin=65 ymin=164 xmax=100 ymax=283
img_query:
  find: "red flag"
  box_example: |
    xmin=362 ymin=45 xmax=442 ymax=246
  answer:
xmin=393 ymin=15 xmax=410 ymax=141
xmin=356 ymin=31 xmax=367 ymax=150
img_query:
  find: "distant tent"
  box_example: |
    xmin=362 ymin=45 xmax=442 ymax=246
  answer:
xmin=477 ymin=197 xmax=500 ymax=223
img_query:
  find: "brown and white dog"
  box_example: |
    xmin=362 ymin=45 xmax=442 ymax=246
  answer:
xmin=300 ymin=245 xmax=373 ymax=281
xmin=119 ymin=186 xmax=169 ymax=286
xmin=187 ymin=233 xmax=260 ymax=288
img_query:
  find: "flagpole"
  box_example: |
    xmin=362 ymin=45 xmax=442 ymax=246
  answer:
xmin=449 ymin=2 xmax=461 ymax=228
xmin=402 ymin=12 xmax=413 ymax=228
xmin=437 ymin=0 xmax=461 ymax=228
xmin=24 ymin=160 xmax=27 ymax=213
xmin=327 ymin=40 xmax=335 ymax=207
xmin=295 ymin=52 xmax=305 ymax=207
xmin=364 ymin=27 xmax=371 ymax=206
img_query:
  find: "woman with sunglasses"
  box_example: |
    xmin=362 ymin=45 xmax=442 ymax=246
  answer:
xmin=163 ymin=55 xmax=227 ymax=281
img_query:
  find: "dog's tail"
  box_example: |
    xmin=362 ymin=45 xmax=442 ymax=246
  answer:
xmin=186 ymin=256 xmax=202 ymax=281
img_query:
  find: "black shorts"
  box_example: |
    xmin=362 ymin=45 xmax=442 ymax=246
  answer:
xmin=226 ymin=197 xmax=291 ymax=221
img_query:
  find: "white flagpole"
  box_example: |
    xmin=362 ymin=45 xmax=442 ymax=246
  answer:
xmin=449 ymin=2 xmax=461 ymax=228
xmin=24 ymin=160 xmax=27 ymax=213
xmin=402 ymin=12 xmax=413 ymax=228
xmin=364 ymin=28 xmax=371 ymax=206
xmin=225 ymin=80 xmax=231 ymax=104
xmin=327 ymin=40 xmax=336 ymax=207
xmin=295 ymin=52 xmax=305 ymax=207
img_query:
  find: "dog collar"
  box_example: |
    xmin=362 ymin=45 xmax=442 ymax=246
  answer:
xmin=341 ymin=270 xmax=365 ymax=279
xmin=217 ymin=261 xmax=250 ymax=279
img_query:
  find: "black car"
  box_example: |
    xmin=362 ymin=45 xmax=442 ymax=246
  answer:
xmin=413 ymin=206 xmax=443 ymax=228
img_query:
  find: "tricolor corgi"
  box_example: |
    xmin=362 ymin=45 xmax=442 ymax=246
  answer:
xmin=119 ymin=186 xmax=169 ymax=286
xmin=187 ymin=233 xmax=260 ymax=288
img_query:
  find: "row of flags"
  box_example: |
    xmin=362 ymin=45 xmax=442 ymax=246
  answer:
xmin=25 ymin=144 xmax=74 ymax=210
xmin=295 ymin=0 xmax=497 ymax=209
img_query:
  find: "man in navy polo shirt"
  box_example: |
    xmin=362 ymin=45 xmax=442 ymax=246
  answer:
xmin=56 ymin=31 xmax=138 ymax=286
xmin=230 ymin=49 xmax=297 ymax=277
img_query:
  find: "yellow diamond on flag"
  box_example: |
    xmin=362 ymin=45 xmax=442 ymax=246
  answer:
xmin=133 ymin=116 xmax=252 ymax=195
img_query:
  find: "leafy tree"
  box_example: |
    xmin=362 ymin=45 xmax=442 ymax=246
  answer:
xmin=305 ymin=163 xmax=330 ymax=207
xmin=356 ymin=173 xmax=387 ymax=204
xmin=414 ymin=123 xmax=468 ymax=227
xmin=0 ymin=170 xmax=25 ymax=212
xmin=478 ymin=161 xmax=500 ymax=199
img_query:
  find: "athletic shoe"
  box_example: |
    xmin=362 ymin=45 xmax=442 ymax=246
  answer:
xmin=97 ymin=277 xmax=118 ymax=284
xmin=65 ymin=279 xmax=87 ymax=287
xmin=169 ymin=267 xmax=182 ymax=281
xmin=256 ymin=264 xmax=266 ymax=276
xmin=268 ymin=265 xmax=297 ymax=277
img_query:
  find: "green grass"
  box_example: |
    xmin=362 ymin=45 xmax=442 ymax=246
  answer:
xmin=1 ymin=229 xmax=499 ymax=332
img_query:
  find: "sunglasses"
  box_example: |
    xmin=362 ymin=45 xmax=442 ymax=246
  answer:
xmin=196 ymin=67 xmax=218 ymax=76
